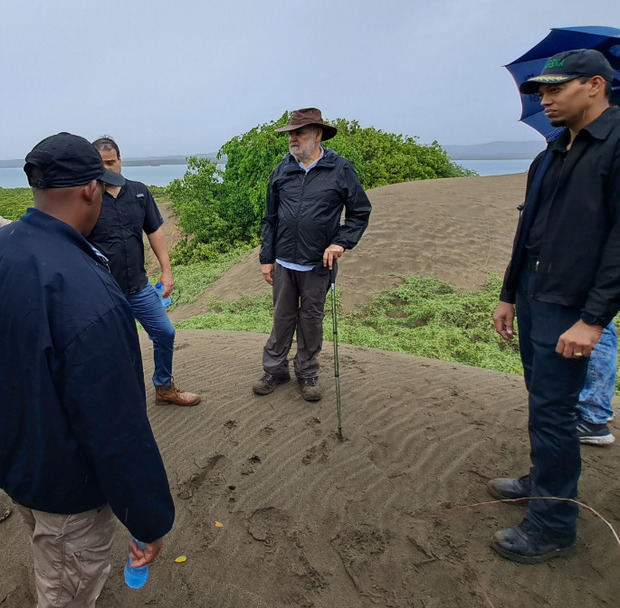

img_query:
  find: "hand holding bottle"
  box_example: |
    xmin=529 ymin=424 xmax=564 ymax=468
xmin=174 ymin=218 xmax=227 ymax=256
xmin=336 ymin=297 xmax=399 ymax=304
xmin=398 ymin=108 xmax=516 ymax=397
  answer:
xmin=124 ymin=537 xmax=163 ymax=589
xmin=128 ymin=537 xmax=163 ymax=568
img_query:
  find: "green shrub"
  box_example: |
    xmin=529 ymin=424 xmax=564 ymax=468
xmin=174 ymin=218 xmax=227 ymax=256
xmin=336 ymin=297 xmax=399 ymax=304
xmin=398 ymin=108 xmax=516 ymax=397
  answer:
xmin=0 ymin=187 xmax=32 ymax=220
xmin=167 ymin=115 xmax=476 ymax=259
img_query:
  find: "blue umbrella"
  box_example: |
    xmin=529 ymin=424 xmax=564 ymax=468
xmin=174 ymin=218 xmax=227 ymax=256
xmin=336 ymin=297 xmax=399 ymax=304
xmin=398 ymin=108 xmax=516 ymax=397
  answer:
xmin=505 ymin=26 xmax=620 ymax=140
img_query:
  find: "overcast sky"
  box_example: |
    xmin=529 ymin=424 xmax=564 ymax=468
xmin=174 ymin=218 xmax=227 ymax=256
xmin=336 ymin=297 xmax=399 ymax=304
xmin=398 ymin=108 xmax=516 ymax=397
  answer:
xmin=1 ymin=0 xmax=619 ymax=159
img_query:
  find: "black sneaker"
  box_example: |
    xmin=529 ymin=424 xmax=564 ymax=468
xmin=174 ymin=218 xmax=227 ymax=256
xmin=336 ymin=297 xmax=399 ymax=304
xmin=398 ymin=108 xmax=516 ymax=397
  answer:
xmin=298 ymin=377 xmax=322 ymax=402
xmin=487 ymin=475 xmax=530 ymax=500
xmin=252 ymin=373 xmax=290 ymax=395
xmin=576 ymin=420 xmax=615 ymax=446
xmin=491 ymin=519 xmax=575 ymax=564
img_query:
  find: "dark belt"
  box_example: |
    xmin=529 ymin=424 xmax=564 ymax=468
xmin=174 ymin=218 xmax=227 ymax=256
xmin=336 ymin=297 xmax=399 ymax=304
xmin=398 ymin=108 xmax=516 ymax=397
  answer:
xmin=526 ymin=258 xmax=552 ymax=273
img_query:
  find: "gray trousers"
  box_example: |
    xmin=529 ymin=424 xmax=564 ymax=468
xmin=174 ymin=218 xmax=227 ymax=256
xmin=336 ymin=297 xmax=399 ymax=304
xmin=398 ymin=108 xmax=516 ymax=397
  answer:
xmin=263 ymin=263 xmax=334 ymax=379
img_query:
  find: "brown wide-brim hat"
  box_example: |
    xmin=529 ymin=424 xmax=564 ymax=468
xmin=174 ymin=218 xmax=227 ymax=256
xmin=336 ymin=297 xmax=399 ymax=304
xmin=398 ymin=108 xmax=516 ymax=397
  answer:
xmin=274 ymin=107 xmax=337 ymax=141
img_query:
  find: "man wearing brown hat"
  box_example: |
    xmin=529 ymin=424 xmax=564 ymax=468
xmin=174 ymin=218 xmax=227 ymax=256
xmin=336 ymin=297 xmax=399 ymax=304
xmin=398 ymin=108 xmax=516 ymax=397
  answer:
xmin=491 ymin=49 xmax=620 ymax=563
xmin=0 ymin=133 xmax=174 ymax=606
xmin=253 ymin=108 xmax=371 ymax=401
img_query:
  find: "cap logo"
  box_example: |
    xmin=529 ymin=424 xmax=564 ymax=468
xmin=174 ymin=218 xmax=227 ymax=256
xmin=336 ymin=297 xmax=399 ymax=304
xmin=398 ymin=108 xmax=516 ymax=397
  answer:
xmin=544 ymin=57 xmax=565 ymax=69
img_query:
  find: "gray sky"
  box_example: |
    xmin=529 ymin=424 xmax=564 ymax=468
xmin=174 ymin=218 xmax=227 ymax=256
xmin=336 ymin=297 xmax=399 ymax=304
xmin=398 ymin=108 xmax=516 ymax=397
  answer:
xmin=1 ymin=0 xmax=619 ymax=159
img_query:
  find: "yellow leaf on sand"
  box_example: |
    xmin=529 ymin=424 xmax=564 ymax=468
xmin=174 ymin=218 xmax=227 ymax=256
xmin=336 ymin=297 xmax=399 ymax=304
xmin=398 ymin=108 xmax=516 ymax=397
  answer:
xmin=214 ymin=521 xmax=224 ymax=528
xmin=174 ymin=555 xmax=187 ymax=563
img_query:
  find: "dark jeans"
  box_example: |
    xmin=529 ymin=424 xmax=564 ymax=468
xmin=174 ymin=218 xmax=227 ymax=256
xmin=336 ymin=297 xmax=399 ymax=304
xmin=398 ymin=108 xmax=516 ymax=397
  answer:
xmin=516 ymin=268 xmax=588 ymax=541
xmin=262 ymin=263 xmax=333 ymax=379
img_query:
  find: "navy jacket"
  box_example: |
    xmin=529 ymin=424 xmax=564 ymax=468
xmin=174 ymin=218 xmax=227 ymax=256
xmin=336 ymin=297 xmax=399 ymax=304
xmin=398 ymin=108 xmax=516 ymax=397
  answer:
xmin=0 ymin=209 xmax=174 ymax=543
xmin=259 ymin=149 xmax=371 ymax=266
xmin=500 ymin=107 xmax=620 ymax=326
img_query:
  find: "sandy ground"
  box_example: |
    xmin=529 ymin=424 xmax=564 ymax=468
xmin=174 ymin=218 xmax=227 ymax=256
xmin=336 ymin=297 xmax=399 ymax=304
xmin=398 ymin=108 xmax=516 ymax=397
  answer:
xmin=170 ymin=173 xmax=527 ymax=321
xmin=1 ymin=174 xmax=619 ymax=607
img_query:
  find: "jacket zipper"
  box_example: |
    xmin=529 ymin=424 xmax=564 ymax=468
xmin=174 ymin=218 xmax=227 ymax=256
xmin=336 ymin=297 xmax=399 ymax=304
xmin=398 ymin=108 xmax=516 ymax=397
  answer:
xmin=295 ymin=170 xmax=307 ymax=262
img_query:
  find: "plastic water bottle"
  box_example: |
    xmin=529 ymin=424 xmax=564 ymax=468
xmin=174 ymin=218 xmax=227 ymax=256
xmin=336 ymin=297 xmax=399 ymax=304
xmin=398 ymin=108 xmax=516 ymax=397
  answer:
xmin=124 ymin=538 xmax=149 ymax=589
xmin=154 ymin=283 xmax=171 ymax=308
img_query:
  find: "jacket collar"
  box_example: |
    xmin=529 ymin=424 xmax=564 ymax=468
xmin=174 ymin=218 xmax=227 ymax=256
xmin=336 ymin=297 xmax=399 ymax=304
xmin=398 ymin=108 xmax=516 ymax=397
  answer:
xmin=21 ymin=208 xmax=101 ymax=264
xmin=581 ymin=105 xmax=620 ymax=140
xmin=548 ymin=106 xmax=619 ymax=152
xmin=283 ymin=147 xmax=338 ymax=172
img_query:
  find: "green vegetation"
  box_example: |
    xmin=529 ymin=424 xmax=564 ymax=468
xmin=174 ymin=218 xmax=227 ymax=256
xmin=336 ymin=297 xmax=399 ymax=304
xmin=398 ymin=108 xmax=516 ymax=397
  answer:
xmin=167 ymin=114 xmax=475 ymax=264
xmin=176 ymin=274 xmax=524 ymax=377
xmin=0 ymin=187 xmax=32 ymax=220
xmin=149 ymin=246 xmax=253 ymax=307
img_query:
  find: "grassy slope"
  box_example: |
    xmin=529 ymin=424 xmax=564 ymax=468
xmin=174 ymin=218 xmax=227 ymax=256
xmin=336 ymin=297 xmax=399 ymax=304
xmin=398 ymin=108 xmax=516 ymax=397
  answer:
xmin=2 ymin=187 xmax=617 ymax=391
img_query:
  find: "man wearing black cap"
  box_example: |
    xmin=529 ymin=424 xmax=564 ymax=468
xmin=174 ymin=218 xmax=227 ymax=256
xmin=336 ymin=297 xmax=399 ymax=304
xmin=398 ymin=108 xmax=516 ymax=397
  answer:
xmin=253 ymin=108 xmax=371 ymax=401
xmin=491 ymin=50 xmax=620 ymax=563
xmin=0 ymin=133 xmax=175 ymax=606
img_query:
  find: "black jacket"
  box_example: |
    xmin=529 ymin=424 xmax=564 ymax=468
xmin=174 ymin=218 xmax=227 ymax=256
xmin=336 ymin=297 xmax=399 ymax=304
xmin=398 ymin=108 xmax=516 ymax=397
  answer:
xmin=0 ymin=209 xmax=174 ymax=543
xmin=259 ymin=149 xmax=371 ymax=266
xmin=500 ymin=106 xmax=620 ymax=326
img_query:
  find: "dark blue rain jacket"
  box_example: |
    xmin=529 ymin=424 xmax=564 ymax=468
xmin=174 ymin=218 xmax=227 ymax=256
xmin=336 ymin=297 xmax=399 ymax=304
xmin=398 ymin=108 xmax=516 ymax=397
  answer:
xmin=0 ymin=208 xmax=174 ymax=543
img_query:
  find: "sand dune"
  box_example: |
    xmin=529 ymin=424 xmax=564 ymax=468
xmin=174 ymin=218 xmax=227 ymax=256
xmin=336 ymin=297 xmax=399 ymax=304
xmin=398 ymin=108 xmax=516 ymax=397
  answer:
xmin=1 ymin=174 xmax=619 ymax=608
xmin=171 ymin=173 xmax=527 ymax=321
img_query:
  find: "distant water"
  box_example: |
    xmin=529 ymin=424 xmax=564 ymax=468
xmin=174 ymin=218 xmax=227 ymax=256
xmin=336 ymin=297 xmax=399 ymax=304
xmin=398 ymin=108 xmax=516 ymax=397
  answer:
xmin=0 ymin=164 xmax=190 ymax=189
xmin=0 ymin=159 xmax=533 ymax=188
xmin=453 ymin=158 xmax=533 ymax=176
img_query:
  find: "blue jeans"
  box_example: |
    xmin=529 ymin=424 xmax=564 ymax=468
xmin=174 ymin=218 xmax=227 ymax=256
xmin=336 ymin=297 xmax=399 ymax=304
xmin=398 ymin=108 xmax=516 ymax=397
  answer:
xmin=125 ymin=284 xmax=175 ymax=387
xmin=515 ymin=268 xmax=588 ymax=541
xmin=577 ymin=322 xmax=616 ymax=424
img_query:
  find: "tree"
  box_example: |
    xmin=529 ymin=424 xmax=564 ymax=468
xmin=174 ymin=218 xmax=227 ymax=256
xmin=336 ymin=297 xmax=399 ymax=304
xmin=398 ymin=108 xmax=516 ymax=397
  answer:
xmin=168 ymin=114 xmax=473 ymax=262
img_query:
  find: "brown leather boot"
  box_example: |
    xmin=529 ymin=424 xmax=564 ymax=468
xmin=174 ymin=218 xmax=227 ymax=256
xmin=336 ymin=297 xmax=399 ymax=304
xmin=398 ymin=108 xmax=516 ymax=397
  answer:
xmin=155 ymin=379 xmax=201 ymax=406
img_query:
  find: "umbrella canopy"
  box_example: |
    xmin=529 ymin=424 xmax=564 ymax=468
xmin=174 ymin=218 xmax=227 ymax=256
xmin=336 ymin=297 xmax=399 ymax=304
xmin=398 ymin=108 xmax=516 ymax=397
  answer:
xmin=505 ymin=26 xmax=620 ymax=140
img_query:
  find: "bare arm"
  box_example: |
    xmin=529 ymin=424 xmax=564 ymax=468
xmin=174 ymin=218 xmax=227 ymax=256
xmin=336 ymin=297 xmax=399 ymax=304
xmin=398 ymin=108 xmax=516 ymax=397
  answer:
xmin=147 ymin=227 xmax=173 ymax=297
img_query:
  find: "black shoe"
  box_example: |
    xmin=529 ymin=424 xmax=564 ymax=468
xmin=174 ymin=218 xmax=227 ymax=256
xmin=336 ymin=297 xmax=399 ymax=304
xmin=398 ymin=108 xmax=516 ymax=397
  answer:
xmin=487 ymin=475 xmax=530 ymax=500
xmin=298 ymin=377 xmax=322 ymax=402
xmin=576 ymin=419 xmax=615 ymax=446
xmin=252 ymin=373 xmax=290 ymax=395
xmin=491 ymin=520 xmax=575 ymax=564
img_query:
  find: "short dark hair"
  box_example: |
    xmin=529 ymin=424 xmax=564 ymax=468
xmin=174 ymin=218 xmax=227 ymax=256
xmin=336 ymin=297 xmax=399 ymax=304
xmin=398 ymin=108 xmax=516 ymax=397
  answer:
xmin=92 ymin=136 xmax=121 ymax=157
xmin=578 ymin=76 xmax=612 ymax=99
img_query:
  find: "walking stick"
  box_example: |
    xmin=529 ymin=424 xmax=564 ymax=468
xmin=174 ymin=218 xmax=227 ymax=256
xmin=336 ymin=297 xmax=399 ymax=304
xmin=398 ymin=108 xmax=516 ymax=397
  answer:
xmin=330 ymin=269 xmax=343 ymax=441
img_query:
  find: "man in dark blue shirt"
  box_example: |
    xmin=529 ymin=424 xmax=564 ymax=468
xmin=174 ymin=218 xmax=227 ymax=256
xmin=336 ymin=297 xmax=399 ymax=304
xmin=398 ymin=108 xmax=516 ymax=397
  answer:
xmin=88 ymin=136 xmax=200 ymax=407
xmin=0 ymin=133 xmax=175 ymax=606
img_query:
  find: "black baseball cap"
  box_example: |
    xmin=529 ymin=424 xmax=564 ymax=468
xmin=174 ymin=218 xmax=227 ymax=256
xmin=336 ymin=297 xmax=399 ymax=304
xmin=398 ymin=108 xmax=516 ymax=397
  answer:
xmin=24 ymin=132 xmax=125 ymax=189
xmin=520 ymin=48 xmax=614 ymax=95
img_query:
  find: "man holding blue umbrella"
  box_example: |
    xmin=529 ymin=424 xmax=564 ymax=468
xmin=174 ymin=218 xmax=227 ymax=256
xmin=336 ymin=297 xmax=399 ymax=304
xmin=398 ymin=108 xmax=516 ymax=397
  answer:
xmin=491 ymin=49 xmax=620 ymax=563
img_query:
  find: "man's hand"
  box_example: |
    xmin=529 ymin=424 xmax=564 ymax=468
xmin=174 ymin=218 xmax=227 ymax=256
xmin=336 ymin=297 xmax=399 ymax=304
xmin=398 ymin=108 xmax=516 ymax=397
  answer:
xmin=128 ymin=537 xmax=163 ymax=568
xmin=323 ymin=244 xmax=345 ymax=270
xmin=556 ymin=320 xmax=603 ymax=359
xmin=147 ymin=227 xmax=174 ymax=297
xmin=261 ymin=263 xmax=274 ymax=285
xmin=493 ymin=301 xmax=516 ymax=340
xmin=159 ymin=270 xmax=174 ymax=298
